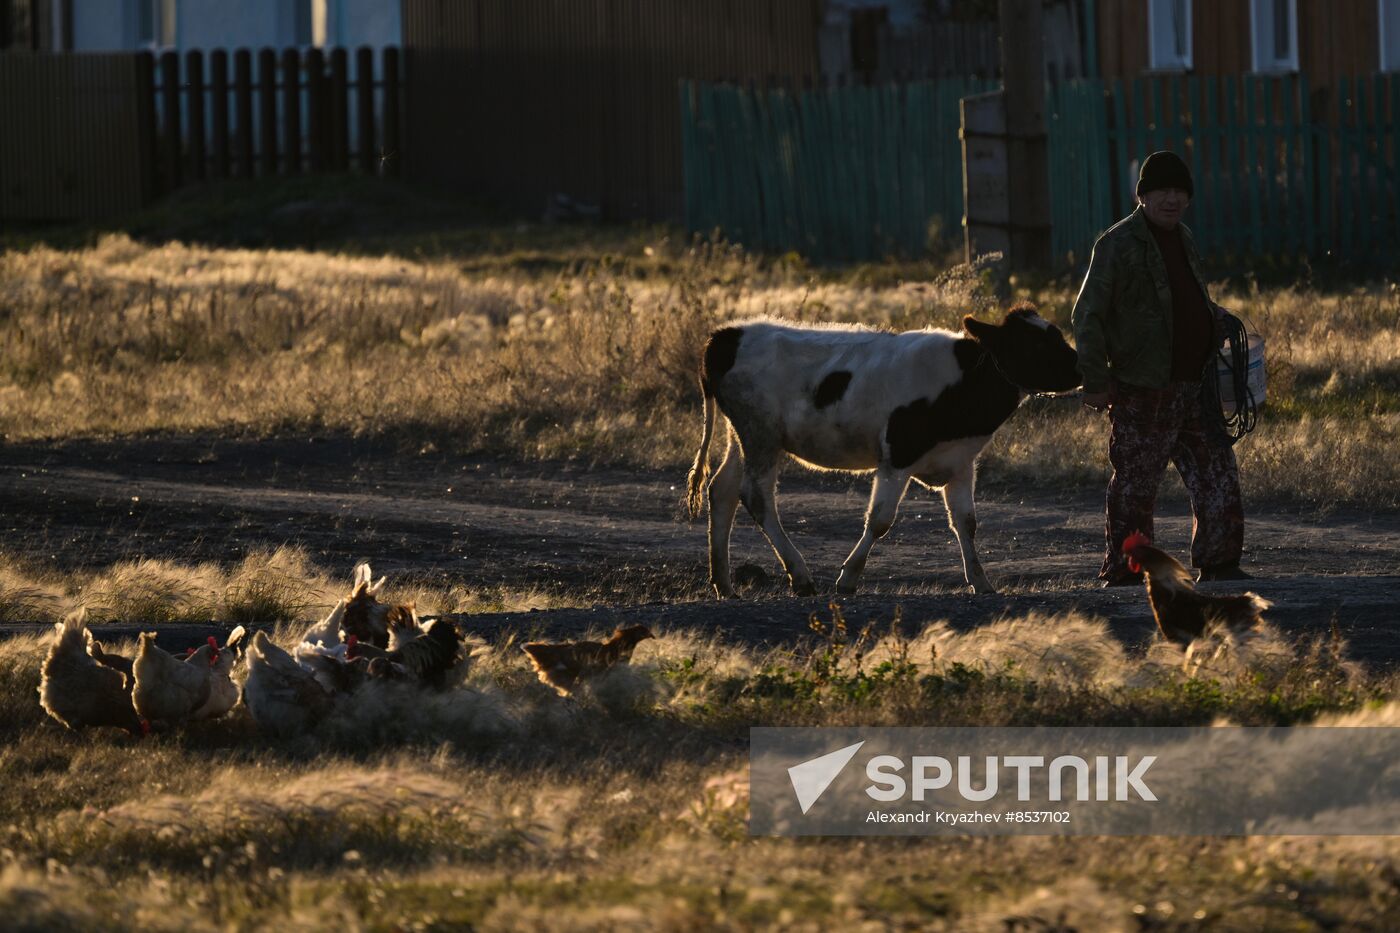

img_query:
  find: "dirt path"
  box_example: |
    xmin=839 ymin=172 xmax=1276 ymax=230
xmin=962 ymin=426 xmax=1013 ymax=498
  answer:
xmin=3 ymin=435 xmax=1398 ymax=663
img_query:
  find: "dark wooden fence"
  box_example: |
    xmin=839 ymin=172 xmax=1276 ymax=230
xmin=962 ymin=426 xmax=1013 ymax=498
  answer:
xmin=0 ymin=53 xmax=154 ymax=220
xmin=149 ymin=45 xmax=402 ymax=195
xmin=0 ymin=47 xmax=402 ymax=220
xmin=401 ymin=0 xmax=822 ymax=221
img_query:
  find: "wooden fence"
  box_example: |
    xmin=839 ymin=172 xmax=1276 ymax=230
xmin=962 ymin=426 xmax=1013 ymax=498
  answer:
xmin=150 ymin=45 xmax=402 ymax=194
xmin=683 ymin=73 xmax=1400 ymax=265
xmin=682 ymin=78 xmax=994 ymax=261
xmin=1103 ymin=72 xmax=1400 ymax=265
xmin=1047 ymin=80 xmax=1113 ymax=264
xmin=401 ymin=0 xmax=821 ymax=221
xmin=0 ymin=47 xmax=402 ymax=220
xmin=0 ymin=53 xmax=153 ymax=220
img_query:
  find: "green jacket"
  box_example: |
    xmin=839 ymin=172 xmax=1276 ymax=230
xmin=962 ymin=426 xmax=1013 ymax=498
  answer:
xmin=1070 ymin=206 xmax=1215 ymax=394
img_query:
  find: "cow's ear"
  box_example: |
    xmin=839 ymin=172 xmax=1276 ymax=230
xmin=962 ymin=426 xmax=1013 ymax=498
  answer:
xmin=962 ymin=316 xmax=997 ymax=342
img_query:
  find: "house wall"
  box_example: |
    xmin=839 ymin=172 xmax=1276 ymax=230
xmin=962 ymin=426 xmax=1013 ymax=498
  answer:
xmin=1096 ymin=0 xmax=1381 ymax=90
xmin=63 ymin=0 xmax=400 ymax=52
xmin=333 ymin=0 xmax=399 ymax=49
xmin=70 ymin=0 xmax=126 ymax=50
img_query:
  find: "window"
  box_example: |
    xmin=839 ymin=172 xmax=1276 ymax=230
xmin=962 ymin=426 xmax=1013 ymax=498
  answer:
xmin=158 ymin=0 xmax=175 ymax=47
xmin=134 ymin=0 xmax=152 ymax=46
xmin=1148 ymin=0 xmax=1192 ymax=70
xmin=1251 ymin=0 xmax=1298 ymax=72
xmin=1383 ymin=0 xmax=1400 ymax=71
xmin=292 ymin=0 xmax=327 ymax=47
xmin=134 ymin=0 xmax=176 ymax=49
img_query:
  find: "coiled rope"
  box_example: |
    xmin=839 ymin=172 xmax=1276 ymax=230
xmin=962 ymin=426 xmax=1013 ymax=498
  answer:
xmin=1205 ymin=311 xmax=1259 ymax=444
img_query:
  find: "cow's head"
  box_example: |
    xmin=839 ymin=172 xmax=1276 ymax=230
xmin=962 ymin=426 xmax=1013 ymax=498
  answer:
xmin=963 ymin=304 xmax=1081 ymax=393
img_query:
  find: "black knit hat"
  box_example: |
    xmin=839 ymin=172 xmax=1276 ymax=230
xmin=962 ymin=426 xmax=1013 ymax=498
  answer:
xmin=1136 ymin=150 xmax=1194 ymax=198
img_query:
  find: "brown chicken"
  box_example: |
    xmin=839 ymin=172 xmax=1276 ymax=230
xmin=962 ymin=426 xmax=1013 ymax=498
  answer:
xmin=39 ymin=609 xmax=146 ymax=735
xmin=521 ymin=625 xmax=655 ymax=697
xmin=88 ymin=638 xmax=135 ymax=681
xmin=1122 ymin=532 xmax=1269 ymax=645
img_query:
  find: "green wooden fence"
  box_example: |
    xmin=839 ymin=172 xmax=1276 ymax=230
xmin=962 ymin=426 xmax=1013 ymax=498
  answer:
xmin=681 ymin=78 xmax=993 ymax=261
xmin=1047 ymin=79 xmax=1114 ymax=264
xmin=682 ymin=74 xmax=1400 ymax=267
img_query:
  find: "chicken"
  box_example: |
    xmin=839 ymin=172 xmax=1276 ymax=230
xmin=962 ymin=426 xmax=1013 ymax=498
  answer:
xmin=1122 ymin=532 xmax=1269 ymax=645
xmin=243 ymin=630 xmax=336 ymax=736
xmin=386 ymin=604 xmax=423 ymax=652
xmin=190 ymin=626 xmax=247 ymax=721
xmin=521 ymin=625 xmax=655 ymax=697
xmin=296 ymin=596 xmax=349 ymax=660
xmin=132 ymin=631 xmax=223 ymax=724
xmin=367 ymin=618 xmax=462 ymax=690
xmin=87 ymin=637 xmax=134 ymax=681
xmin=38 ymin=608 xmax=146 ymax=735
xmin=339 ymin=562 xmax=392 ymax=649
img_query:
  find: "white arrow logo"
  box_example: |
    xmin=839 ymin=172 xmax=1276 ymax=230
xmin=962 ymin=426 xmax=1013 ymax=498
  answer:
xmin=787 ymin=741 xmax=865 ymax=814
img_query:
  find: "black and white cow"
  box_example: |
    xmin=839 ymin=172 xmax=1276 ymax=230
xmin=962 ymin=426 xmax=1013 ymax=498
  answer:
xmin=685 ymin=304 xmax=1081 ymax=598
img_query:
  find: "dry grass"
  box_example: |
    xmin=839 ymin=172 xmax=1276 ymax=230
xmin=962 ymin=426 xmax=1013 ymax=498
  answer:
xmin=0 ymin=547 xmax=576 ymax=624
xmin=0 ymin=606 xmax=1397 ymax=929
xmin=4 ymin=235 xmax=1397 ymax=508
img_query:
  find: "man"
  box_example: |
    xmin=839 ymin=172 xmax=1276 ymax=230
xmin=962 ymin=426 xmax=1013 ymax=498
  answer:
xmin=1071 ymin=150 xmax=1249 ymax=586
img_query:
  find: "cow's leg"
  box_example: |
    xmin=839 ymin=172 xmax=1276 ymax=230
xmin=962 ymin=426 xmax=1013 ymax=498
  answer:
xmin=835 ymin=467 xmax=911 ymax=595
xmin=941 ymin=467 xmax=995 ymax=594
xmin=740 ymin=457 xmax=815 ymax=597
xmin=706 ymin=436 xmax=743 ymax=599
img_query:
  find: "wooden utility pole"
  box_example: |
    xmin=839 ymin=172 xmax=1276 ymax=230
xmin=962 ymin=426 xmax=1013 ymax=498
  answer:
xmin=998 ymin=0 xmax=1051 ymax=270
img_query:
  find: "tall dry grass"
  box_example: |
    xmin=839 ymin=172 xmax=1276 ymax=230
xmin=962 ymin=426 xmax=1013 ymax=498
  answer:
xmin=2 ymin=234 xmax=1397 ymax=507
xmin=0 ymin=546 xmax=571 ymax=624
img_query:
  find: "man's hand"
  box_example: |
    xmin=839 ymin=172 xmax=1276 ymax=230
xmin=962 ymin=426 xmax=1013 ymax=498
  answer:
xmin=1082 ymin=391 xmax=1110 ymax=413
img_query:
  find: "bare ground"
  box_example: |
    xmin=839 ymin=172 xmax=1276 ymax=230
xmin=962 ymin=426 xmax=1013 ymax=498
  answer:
xmin=2 ymin=434 xmax=1398 ymax=663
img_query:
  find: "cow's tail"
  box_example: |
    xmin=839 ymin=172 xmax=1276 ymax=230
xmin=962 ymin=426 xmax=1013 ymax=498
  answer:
xmin=685 ymin=387 xmax=718 ymax=521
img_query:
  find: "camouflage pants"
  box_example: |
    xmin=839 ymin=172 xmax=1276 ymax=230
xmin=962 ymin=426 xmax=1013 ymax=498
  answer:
xmin=1100 ymin=380 xmax=1244 ymax=580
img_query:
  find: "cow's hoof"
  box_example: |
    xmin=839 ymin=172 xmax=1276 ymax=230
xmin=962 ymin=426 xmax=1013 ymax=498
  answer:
xmin=835 ymin=582 xmax=859 ymax=595
xmin=791 ymin=580 xmax=818 ymax=597
xmin=969 ymin=583 xmax=999 ymax=596
xmin=712 ymin=584 xmax=738 ymax=600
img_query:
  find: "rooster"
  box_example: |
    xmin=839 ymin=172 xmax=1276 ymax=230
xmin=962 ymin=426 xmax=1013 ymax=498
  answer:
xmin=521 ymin=625 xmax=655 ymax=697
xmin=38 ymin=609 xmax=146 ymax=735
xmin=243 ymin=630 xmax=337 ymax=736
xmin=367 ymin=618 xmax=462 ymax=690
xmin=339 ymin=562 xmax=393 ymax=649
xmin=1122 ymin=532 xmax=1269 ymax=645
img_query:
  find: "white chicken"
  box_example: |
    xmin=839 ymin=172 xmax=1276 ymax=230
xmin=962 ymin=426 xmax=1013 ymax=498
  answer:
xmin=38 ymin=608 xmax=146 ymax=735
xmin=189 ymin=626 xmax=248 ymax=721
xmin=243 ymin=630 xmax=336 ymax=736
xmin=133 ymin=632 xmax=219 ymax=724
xmin=295 ymin=597 xmax=350 ymax=665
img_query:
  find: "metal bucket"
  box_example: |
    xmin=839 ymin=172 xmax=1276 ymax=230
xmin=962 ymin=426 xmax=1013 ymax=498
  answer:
xmin=1217 ymin=333 xmax=1266 ymax=416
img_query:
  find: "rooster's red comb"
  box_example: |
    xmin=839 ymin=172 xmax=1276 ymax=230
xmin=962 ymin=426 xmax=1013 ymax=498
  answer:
xmin=208 ymin=636 xmax=219 ymax=649
xmin=1122 ymin=531 xmax=1151 ymax=555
